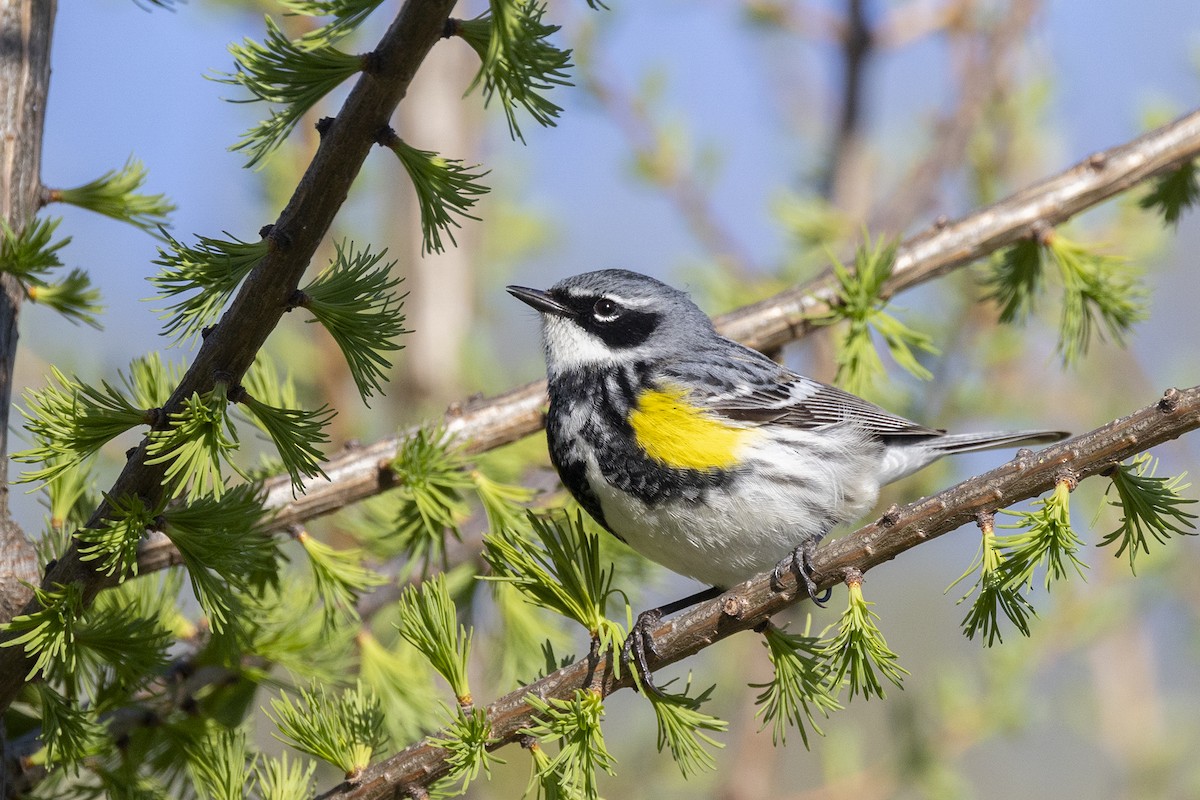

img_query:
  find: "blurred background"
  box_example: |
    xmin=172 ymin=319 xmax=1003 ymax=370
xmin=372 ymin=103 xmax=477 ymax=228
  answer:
xmin=22 ymin=0 xmax=1200 ymax=797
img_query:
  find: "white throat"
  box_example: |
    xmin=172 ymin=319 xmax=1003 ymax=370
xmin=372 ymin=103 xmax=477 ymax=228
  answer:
xmin=541 ymin=314 xmax=618 ymax=376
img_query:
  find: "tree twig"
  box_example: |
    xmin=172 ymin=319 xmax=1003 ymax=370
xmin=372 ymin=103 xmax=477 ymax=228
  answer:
xmin=317 ymin=384 xmax=1200 ymax=800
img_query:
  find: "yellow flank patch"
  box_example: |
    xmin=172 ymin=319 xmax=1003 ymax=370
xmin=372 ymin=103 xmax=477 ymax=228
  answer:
xmin=628 ymin=385 xmax=752 ymax=470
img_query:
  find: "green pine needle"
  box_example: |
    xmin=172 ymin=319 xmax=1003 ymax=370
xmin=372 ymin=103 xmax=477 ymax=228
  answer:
xmin=145 ymin=385 xmax=243 ymax=502
xmin=985 ymin=238 xmax=1042 ymax=324
xmin=385 ymin=427 xmax=474 ymax=565
xmin=997 ymin=480 xmax=1087 ymax=590
xmin=482 ymin=512 xmax=626 ymax=666
xmin=239 ymin=584 xmax=353 ymax=684
xmin=490 ymin=579 xmax=570 ymax=688
xmin=817 ymin=234 xmax=937 ymax=395
xmin=240 ymin=352 xmax=304 ymax=409
xmin=35 ymin=684 xmax=104 ymax=767
xmin=357 ymin=630 xmax=441 ymax=745
xmin=296 ymin=530 xmax=385 ymax=623
xmin=254 ymin=751 xmax=317 ymax=800
xmin=123 ymin=352 xmax=186 ymax=409
xmin=0 ymin=216 xmax=69 ymax=285
xmin=1099 ymin=454 xmax=1198 ymax=574
xmin=188 ymin=727 xmax=251 ymax=800
xmin=237 ymin=389 xmax=335 ymax=494
xmin=42 ymin=458 xmax=96 ymax=537
xmin=1139 ymin=159 xmax=1199 ymax=226
xmin=645 ymin=677 xmax=727 ymax=778
xmin=987 ymin=233 xmax=1147 ymax=366
xmin=150 ymin=232 xmax=268 ymax=344
xmin=298 ymin=240 xmax=408 ymax=404
xmin=950 ymin=516 xmax=1036 ymax=646
xmin=28 ymin=268 xmax=104 ymax=328
xmin=279 ymin=0 xmax=386 ymax=48
xmin=1 ymin=581 xmax=85 ymax=681
xmin=75 ymin=601 xmax=173 ymax=693
xmin=53 ymin=156 xmax=176 ymax=234
xmin=90 ymin=572 xmax=186 ymax=663
xmin=74 ymin=492 xmax=158 ymax=579
xmin=15 ymin=366 xmax=153 ymax=486
xmin=216 ymin=16 xmax=366 ymax=167
xmin=160 ymin=484 xmax=278 ymax=631
xmin=821 ymin=579 xmax=908 ymax=701
xmin=397 ymin=573 xmax=474 ymax=704
xmin=385 ymin=137 xmax=491 ymax=255
xmin=455 ymin=0 xmax=574 ymax=143
xmin=268 ymin=682 xmax=386 ymax=779
xmin=523 ymin=738 xmax=561 ymax=800
xmin=521 ymin=690 xmax=614 ymax=800
xmin=428 ymin=706 xmax=501 ymax=795
xmin=752 ymin=622 xmax=841 ymax=747
xmin=1047 ymin=235 xmax=1146 ymax=365
xmin=470 ymin=468 xmax=536 ymax=534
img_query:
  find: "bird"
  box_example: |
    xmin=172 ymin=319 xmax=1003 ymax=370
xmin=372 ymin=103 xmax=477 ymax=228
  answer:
xmin=508 ymin=268 xmax=1066 ymax=687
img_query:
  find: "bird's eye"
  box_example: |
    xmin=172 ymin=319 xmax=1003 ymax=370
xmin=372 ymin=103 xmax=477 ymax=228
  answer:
xmin=592 ymin=298 xmax=619 ymax=320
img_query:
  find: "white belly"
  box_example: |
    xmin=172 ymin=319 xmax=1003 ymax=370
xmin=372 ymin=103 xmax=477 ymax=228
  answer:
xmin=587 ymin=427 xmax=883 ymax=588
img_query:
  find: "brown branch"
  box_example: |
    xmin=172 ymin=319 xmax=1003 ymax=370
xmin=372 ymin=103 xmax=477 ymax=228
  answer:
xmin=0 ymin=0 xmax=459 ymax=713
xmin=317 ymin=384 xmax=1200 ymax=800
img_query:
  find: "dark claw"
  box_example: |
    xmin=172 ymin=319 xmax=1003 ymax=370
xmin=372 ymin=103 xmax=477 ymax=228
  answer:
xmin=621 ymin=607 xmax=666 ymax=698
xmin=771 ymin=539 xmax=830 ymax=607
xmin=619 ymin=586 xmax=723 ymax=697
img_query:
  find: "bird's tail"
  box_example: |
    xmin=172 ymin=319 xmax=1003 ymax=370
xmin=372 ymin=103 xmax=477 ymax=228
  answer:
xmin=929 ymin=429 xmax=1069 ymax=455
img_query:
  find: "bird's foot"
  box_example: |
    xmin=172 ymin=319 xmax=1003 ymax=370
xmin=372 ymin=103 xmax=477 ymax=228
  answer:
xmin=770 ymin=538 xmax=831 ymax=607
xmin=619 ymin=586 xmax=724 ymax=696
xmin=621 ymin=607 xmax=666 ymax=698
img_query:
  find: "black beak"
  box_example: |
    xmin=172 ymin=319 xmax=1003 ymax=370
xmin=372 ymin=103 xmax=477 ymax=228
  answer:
xmin=506 ymin=285 xmax=575 ymax=317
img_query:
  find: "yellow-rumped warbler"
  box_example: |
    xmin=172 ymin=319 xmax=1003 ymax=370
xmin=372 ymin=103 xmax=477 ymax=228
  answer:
xmin=509 ymin=269 xmax=1065 ymax=680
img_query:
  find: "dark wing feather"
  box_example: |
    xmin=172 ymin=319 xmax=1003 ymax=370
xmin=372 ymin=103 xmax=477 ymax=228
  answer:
xmin=662 ymin=335 xmax=940 ymax=441
xmin=712 ymin=380 xmax=942 ymax=438
xmin=677 ymin=343 xmax=942 ymax=439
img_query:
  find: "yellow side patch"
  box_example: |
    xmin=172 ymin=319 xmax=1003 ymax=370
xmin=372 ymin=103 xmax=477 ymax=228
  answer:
xmin=628 ymin=385 xmax=753 ymax=470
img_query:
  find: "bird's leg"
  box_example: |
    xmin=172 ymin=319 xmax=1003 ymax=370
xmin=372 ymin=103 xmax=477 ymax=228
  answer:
xmin=621 ymin=586 xmax=723 ymax=697
xmin=770 ymin=537 xmax=831 ymax=607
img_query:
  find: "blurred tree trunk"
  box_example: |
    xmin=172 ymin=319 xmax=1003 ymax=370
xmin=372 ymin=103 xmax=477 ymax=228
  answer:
xmin=390 ymin=38 xmax=482 ymax=412
xmin=0 ymin=4 xmax=55 ymax=795
xmin=0 ymin=0 xmax=52 ymax=626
